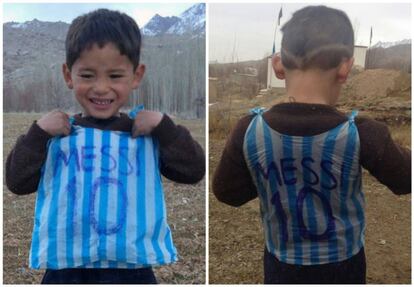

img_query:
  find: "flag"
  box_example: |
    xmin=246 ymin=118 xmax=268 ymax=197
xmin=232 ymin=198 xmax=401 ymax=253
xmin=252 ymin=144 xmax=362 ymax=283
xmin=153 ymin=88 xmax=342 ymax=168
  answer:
xmin=278 ymin=7 xmax=283 ymax=26
xmin=272 ymin=6 xmax=282 ymax=55
xmin=369 ymin=27 xmax=373 ymax=46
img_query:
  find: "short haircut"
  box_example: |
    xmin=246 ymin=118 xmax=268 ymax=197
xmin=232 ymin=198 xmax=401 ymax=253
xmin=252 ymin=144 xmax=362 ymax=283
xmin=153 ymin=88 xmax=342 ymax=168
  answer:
xmin=281 ymin=5 xmax=354 ymax=70
xmin=65 ymin=8 xmax=141 ymax=70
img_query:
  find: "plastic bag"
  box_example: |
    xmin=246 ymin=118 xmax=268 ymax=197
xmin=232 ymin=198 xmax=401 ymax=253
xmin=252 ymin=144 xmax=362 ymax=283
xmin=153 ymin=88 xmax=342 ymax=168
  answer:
xmin=30 ymin=107 xmax=177 ymax=269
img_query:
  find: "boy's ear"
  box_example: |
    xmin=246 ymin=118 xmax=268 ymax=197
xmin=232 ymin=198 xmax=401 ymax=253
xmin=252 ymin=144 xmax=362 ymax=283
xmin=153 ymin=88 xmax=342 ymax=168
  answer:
xmin=132 ymin=64 xmax=146 ymax=89
xmin=272 ymin=53 xmax=285 ymax=80
xmin=337 ymin=57 xmax=354 ymax=84
xmin=62 ymin=64 xmax=73 ymax=89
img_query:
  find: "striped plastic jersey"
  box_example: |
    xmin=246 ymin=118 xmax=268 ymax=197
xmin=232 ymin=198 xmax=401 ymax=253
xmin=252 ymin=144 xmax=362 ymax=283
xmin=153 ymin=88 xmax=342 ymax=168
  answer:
xmin=29 ymin=106 xmax=177 ymax=269
xmin=243 ymin=107 xmax=365 ymax=265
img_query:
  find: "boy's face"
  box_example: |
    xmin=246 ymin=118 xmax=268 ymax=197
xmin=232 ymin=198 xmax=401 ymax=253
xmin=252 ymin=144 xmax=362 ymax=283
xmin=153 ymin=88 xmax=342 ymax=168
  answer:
xmin=62 ymin=42 xmax=145 ymax=119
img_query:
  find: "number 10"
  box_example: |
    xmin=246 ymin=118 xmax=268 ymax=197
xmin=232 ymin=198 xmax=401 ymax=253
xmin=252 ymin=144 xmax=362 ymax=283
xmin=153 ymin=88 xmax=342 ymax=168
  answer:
xmin=271 ymin=186 xmax=335 ymax=242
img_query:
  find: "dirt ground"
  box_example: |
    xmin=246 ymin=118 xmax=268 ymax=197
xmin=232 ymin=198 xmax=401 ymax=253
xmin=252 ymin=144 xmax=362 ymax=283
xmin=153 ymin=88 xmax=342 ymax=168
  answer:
xmin=209 ymin=68 xmax=411 ymax=284
xmin=3 ymin=113 xmax=206 ymax=284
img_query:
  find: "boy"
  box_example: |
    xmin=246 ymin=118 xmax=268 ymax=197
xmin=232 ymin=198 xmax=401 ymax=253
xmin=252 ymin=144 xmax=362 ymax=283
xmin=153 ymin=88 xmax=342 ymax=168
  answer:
xmin=213 ymin=5 xmax=410 ymax=284
xmin=6 ymin=9 xmax=205 ymax=284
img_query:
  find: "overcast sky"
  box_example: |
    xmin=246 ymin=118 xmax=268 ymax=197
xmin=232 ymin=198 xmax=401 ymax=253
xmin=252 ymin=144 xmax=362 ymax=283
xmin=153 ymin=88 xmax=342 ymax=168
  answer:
xmin=3 ymin=3 xmax=194 ymax=28
xmin=209 ymin=3 xmax=412 ymax=63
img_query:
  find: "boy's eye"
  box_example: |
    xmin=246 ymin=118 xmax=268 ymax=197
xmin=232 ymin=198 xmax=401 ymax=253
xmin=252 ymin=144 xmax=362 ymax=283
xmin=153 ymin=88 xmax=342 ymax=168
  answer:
xmin=110 ymin=74 xmax=124 ymax=79
xmin=79 ymin=74 xmax=93 ymax=79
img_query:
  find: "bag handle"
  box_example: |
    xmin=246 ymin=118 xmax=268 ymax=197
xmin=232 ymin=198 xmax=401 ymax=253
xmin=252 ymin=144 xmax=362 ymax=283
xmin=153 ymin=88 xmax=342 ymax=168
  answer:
xmin=249 ymin=106 xmax=265 ymax=116
xmin=128 ymin=104 xmax=145 ymax=119
xmin=348 ymin=110 xmax=358 ymax=123
xmin=69 ymin=116 xmax=75 ymax=126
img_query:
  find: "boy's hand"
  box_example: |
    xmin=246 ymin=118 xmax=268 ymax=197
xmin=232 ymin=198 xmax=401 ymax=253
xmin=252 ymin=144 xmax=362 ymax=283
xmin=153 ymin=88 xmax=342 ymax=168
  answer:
xmin=132 ymin=110 xmax=163 ymax=137
xmin=37 ymin=110 xmax=71 ymax=136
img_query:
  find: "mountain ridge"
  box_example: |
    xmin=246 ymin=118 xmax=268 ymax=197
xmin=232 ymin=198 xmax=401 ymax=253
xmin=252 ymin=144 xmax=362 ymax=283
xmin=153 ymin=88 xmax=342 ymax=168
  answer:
xmin=372 ymin=39 xmax=411 ymax=49
xmin=142 ymin=3 xmax=205 ymax=36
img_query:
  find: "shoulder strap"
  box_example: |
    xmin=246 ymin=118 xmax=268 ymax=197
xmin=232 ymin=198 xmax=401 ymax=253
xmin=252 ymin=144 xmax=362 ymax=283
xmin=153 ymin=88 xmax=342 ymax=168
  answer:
xmin=249 ymin=106 xmax=265 ymax=116
xmin=69 ymin=116 xmax=75 ymax=126
xmin=348 ymin=110 xmax=358 ymax=123
xmin=128 ymin=104 xmax=145 ymax=119
xmin=66 ymin=116 xmax=76 ymax=134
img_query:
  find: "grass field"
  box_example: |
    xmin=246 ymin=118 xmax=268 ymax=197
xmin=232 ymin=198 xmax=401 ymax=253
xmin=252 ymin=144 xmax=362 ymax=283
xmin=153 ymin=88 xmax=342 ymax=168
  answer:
xmin=209 ymin=91 xmax=411 ymax=284
xmin=3 ymin=113 xmax=206 ymax=284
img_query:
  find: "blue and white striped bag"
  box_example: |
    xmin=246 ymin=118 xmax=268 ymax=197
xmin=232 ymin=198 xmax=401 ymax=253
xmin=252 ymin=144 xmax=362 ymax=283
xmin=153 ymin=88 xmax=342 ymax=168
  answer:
xmin=243 ymin=107 xmax=365 ymax=265
xmin=30 ymin=106 xmax=177 ymax=269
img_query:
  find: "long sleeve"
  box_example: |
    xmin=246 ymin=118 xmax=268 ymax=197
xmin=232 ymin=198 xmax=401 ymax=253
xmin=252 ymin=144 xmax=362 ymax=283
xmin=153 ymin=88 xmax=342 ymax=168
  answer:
xmin=212 ymin=115 xmax=258 ymax=206
xmin=152 ymin=114 xmax=205 ymax=184
xmin=357 ymin=117 xmax=411 ymax=195
xmin=6 ymin=122 xmax=52 ymax=195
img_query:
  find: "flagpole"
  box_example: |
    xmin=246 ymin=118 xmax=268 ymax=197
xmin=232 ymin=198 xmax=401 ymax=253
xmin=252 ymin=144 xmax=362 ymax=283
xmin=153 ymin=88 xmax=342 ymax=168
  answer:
xmin=272 ymin=22 xmax=278 ymax=54
xmin=272 ymin=5 xmax=282 ymax=55
xmin=270 ymin=6 xmax=282 ymax=89
xmin=369 ymin=27 xmax=372 ymax=48
xmin=367 ymin=26 xmax=372 ymax=69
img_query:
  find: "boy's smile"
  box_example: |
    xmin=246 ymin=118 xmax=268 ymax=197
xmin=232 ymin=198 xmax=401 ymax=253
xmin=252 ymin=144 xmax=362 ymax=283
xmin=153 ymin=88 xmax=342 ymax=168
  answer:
xmin=63 ymin=43 xmax=145 ymax=119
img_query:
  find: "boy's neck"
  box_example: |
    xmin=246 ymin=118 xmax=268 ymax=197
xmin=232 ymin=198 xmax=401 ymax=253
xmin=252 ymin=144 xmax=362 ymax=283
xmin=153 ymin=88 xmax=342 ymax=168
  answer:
xmin=81 ymin=112 xmax=121 ymax=119
xmin=285 ymin=69 xmax=341 ymax=106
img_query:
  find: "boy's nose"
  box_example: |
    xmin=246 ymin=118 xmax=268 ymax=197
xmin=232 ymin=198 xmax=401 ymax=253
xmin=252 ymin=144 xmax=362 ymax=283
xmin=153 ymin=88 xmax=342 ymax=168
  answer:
xmin=93 ymin=78 xmax=110 ymax=94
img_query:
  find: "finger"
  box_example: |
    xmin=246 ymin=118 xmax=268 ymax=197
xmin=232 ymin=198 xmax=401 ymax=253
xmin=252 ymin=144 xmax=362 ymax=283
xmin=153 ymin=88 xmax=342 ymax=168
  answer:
xmin=65 ymin=121 xmax=71 ymax=132
xmin=59 ymin=116 xmax=70 ymax=129
xmin=62 ymin=125 xmax=71 ymax=136
xmin=132 ymin=124 xmax=146 ymax=137
xmin=55 ymin=110 xmax=66 ymax=118
xmin=131 ymin=125 xmax=138 ymax=138
xmin=137 ymin=127 xmax=150 ymax=136
xmin=60 ymin=117 xmax=71 ymax=135
xmin=58 ymin=111 xmax=69 ymax=120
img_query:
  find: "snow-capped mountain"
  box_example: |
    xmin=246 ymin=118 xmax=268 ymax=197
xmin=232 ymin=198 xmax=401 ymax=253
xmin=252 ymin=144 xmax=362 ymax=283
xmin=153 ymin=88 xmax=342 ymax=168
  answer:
xmin=372 ymin=39 xmax=411 ymax=49
xmin=166 ymin=3 xmax=205 ymax=35
xmin=142 ymin=3 xmax=205 ymax=36
xmin=141 ymin=14 xmax=180 ymax=36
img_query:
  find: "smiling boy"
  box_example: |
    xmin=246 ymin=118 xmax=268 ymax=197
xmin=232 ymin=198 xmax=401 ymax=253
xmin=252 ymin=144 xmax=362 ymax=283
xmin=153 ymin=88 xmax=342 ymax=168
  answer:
xmin=6 ymin=9 xmax=205 ymax=284
xmin=64 ymin=42 xmax=145 ymax=120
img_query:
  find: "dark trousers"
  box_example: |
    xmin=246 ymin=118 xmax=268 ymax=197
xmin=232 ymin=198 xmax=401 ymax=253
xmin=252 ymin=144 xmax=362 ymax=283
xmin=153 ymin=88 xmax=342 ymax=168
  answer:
xmin=41 ymin=267 xmax=157 ymax=284
xmin=264 ymin=247 xmax=366 ymax=284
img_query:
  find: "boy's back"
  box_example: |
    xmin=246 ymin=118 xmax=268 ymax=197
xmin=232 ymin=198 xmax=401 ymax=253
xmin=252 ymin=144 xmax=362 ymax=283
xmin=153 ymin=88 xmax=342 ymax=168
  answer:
xmin=213 ymin=103 xmax=410 ymax=283
xmin=212 ymin=6 xmax=410 ymax=284
xmin=245 ymin=105 xmax=363 ymax=265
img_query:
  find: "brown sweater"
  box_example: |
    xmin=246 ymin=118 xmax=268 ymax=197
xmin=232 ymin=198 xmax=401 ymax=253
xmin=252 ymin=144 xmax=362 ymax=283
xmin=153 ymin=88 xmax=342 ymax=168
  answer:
xmin=6 ymin=113 xmax=205 ymax=195
xmin=213 ymin=103 xmax=411 ymax=207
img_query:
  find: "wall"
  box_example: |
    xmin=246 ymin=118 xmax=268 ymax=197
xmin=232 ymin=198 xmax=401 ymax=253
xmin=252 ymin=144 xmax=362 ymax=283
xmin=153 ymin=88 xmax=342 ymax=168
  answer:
xmin=354 ymin=46 xmax=367 ymax=68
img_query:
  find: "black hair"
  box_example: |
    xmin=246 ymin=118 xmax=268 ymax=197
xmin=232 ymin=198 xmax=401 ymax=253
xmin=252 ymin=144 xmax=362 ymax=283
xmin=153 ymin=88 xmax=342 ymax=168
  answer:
xmin=281 ymin=5 xmax=354 ymax=70
xmin=65 ymin=8 xmax=141 ymax=70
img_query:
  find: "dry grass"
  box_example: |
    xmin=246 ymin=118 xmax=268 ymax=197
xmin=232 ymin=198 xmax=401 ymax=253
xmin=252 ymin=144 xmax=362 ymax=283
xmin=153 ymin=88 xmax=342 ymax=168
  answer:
xmin=3 ymin=113 xmax=205 ymax=284
xmin=209 ymin=109 xmax=238 ymax=140
xmin=209 ymin=88 xmax=286 ymax=139
xmin=389 ymin=124 xmax=411 ymax=149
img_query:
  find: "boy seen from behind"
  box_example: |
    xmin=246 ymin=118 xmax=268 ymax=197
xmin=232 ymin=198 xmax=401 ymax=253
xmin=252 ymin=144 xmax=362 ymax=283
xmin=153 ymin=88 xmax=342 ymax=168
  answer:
xmin=213 ymin=5 xmax=410 ymax=284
